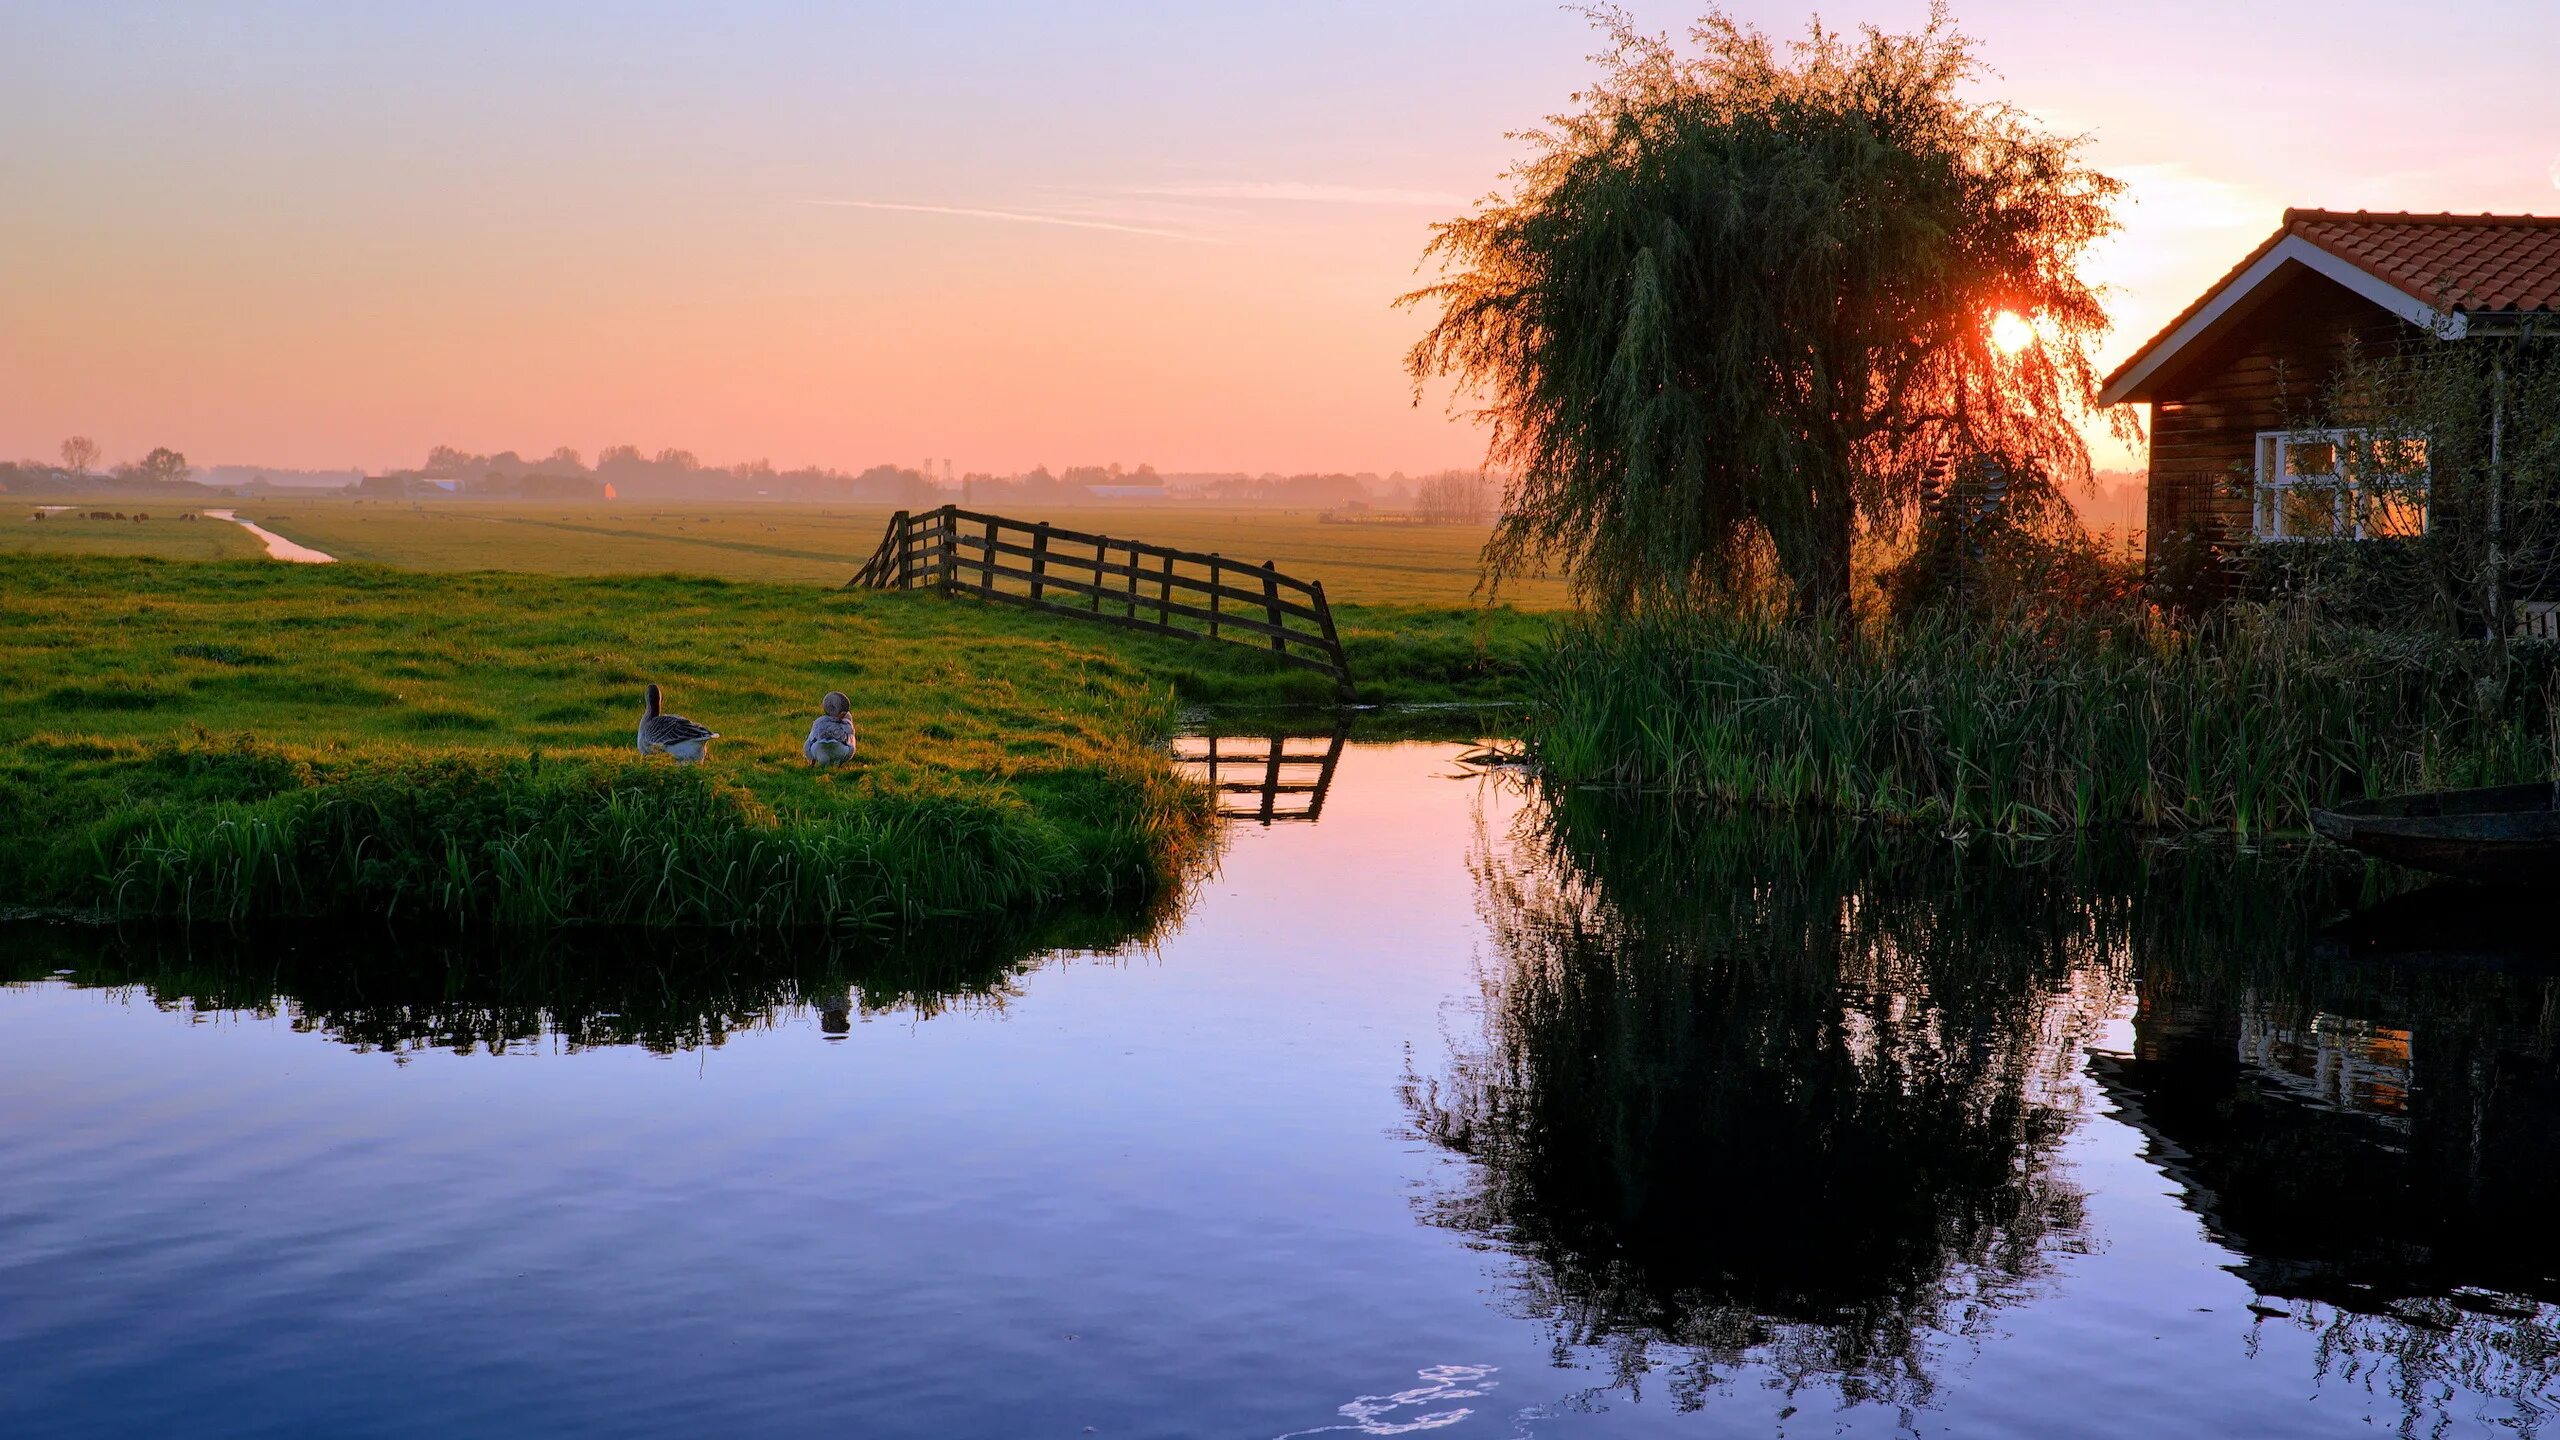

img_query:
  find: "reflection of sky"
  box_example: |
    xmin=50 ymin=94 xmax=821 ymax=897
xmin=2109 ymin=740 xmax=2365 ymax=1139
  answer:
xmin=5 ymin=2 xmax=2555 ymax=474
xmin=0 ymin=740 xmax=2552 ymax=1436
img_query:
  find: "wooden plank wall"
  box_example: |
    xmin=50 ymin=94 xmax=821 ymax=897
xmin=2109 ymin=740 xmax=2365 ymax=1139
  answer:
xmin=2145 ymin=273 xmax=2413 ymax=571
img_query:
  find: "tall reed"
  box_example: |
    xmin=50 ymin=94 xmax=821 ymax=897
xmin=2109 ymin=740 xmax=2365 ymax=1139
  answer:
xmin=1526 ymin=605 xmax=2557 ymax=834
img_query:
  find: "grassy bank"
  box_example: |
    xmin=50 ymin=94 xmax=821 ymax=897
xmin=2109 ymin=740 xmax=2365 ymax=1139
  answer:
xmin=1 ymin=555 xmax=1254 ymax=928
xmin=1527 ymin=607 xmax=2557 ymax=835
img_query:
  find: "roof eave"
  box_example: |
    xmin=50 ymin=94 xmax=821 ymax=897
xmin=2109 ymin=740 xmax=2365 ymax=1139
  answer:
xmin=2097 ymin=233 xmax=2465 ymax=407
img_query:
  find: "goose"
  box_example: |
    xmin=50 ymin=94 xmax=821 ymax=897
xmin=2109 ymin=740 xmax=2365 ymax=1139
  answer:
xmin=637 ymin=683 xmax=718 ymax=762
xmin=804 ymin=690 xmax=855 ymax=767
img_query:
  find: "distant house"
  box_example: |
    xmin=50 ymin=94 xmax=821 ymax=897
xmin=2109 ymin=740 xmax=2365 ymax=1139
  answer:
xmin=2099 ymin=210 xmax=2560 ymax=575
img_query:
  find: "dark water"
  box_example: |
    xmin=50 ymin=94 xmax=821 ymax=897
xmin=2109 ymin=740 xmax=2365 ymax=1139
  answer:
xmin=8 ymin=740 xmax=2560 ymax=1438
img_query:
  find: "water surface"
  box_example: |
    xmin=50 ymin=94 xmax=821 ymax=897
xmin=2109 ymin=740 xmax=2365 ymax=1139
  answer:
xmin=6 ymin=741 xmax=2559 ymax=1438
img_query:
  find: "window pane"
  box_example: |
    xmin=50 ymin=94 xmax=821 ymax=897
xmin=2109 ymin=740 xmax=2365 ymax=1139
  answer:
xmin=2281 ymin=481 xmax=2343 ymax=539
xmin=2364 ymin=436 xmax=2428 ymax=477
xmin=2285 ymin=440 xmax=2340 ymax=477
xmin=2366 ymin=488 xmax=2428 ymax=539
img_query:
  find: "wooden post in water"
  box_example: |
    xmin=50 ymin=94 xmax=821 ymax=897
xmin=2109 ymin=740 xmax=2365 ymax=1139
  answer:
xmin=1031 ymin=523 xmax=1051 ymax=602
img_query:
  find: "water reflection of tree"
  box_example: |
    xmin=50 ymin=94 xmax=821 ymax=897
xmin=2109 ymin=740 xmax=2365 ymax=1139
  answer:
xmin=1415 ymin=787 xmax=2560 ymax=1429
xmin=0 ymin=898 xmax=1175 ymax=1057
xmin=1405 ymin=795 xmax=2137 ymax=1412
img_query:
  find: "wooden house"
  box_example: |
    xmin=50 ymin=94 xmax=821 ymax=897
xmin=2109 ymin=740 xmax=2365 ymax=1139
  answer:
xmin=2099 ymin=210 xmax=2560 ymax=574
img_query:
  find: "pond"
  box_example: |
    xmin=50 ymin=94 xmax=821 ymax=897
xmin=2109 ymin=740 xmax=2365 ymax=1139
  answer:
xmin=6 ymin=739 xmax=2560 ymax=1438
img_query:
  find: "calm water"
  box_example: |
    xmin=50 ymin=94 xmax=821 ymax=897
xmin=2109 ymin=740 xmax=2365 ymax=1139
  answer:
xmin=7 ymin=740 xmax=2560 ymax=1438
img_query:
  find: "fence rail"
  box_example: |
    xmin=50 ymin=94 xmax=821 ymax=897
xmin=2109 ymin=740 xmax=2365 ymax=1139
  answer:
xmin=848 ymin=506 xmax=1353 ymax=695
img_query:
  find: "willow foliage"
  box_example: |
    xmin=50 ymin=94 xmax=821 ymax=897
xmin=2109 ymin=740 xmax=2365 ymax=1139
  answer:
xmin=1406 ymin=5 xmax=2122 ymax=617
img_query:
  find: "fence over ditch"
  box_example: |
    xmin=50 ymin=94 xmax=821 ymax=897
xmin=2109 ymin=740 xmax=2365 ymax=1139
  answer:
xmin=847 ymin=506 xmax=1353 ymax=696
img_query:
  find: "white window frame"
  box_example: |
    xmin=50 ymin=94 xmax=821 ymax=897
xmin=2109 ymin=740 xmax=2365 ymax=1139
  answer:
xmin=2252 ymin=428 xmax=2429 ymax=543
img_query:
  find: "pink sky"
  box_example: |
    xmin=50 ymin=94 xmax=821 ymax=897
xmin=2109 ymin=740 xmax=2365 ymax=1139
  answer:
xmin=4 ymin=1 xmax=2555 ymax=477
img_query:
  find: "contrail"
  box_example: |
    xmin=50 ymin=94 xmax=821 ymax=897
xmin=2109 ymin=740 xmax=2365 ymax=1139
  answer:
xmin=806 ymin=199 xmax=1200 ymax=241
xmin=1120 ymin=180 xmax=1466 ymax=206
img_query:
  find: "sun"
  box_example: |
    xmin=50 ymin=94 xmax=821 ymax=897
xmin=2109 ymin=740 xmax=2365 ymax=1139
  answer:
xmin=1990 ymin=310 xmax=2036 ymax=355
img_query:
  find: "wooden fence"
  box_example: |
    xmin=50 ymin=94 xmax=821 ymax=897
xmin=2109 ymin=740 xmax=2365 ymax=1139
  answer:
xmin=847 ymin=506 xmax=1353 ymax=696
xmin=1168 ymin=727 xmax=1349 ymax=825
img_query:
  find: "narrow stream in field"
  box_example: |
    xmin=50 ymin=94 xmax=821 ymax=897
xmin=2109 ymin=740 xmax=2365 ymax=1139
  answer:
xmin=6 ymin=738 xmax=2559 ymax=1438
xmin=202 ymin=507 xmax=335 ymax=562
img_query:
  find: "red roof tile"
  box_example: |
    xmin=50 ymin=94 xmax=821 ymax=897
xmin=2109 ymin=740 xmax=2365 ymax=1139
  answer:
xmin=2286 ymin=210 xmax=2560 ymax=313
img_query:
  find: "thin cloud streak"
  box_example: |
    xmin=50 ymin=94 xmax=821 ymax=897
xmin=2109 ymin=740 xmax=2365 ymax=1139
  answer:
xmin=1120 ymin=180 xmax=1469 ymax=207
xmin=806 ymin=199 xmax=1203 ymax=241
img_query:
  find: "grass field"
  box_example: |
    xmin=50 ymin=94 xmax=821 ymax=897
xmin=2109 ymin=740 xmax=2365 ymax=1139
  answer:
xmin=0 ymin=547 xmax=1540 ymax=928
xmin=0 ymin=555 xmax=1246 ymax=928
xmin=0 ymin=495 xmax=1548 ymax=929
xmin=8 ymin=509 xmax=266 ymax=561
xmin=6 ymin=495 xmax=1570 ymax=609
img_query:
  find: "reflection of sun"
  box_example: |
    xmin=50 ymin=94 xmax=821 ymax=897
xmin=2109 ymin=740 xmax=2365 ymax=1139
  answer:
xmin=1990 ymin=310 xmax=2035 ymax=355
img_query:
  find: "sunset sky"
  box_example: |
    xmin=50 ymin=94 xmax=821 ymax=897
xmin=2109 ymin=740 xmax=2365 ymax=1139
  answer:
xmin=5 ymin=1 xmax=2557 ymax=477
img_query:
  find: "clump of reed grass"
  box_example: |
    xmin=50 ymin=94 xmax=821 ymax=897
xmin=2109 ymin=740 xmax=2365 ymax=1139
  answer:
xmin=1526 ymin=604 xmax=2558 ymax=835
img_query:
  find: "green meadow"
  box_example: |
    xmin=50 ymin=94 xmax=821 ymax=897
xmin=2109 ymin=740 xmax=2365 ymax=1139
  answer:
xmin=5 ymin=497 xmax=1571 ymax=609
xmin=0 ymin=550 xmax=1539 ymax=929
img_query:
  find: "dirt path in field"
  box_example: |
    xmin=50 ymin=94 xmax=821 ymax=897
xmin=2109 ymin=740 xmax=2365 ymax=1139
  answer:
xmin=204 ymin=509 xmax=335 ymax=563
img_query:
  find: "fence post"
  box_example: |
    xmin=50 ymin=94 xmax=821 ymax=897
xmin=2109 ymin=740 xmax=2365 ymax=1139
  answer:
xmin=1310 ymin=579 xmax=1352 ymax=700
xmin=982 ymin=516 xmax=998 ymax=593
xmin=1090 ymin=536 xmax=1106 ymax=612
xmin=1159 ymin=552 xmax=1174 ymax=618
xmin=1208 ymin=554 xmax=1221 ymax=639
xmin=1262 ymin=560 xmax=1284 ymax=654
xmin=1124 ymin=540 xmax=1139 ymax=618
xmin=896 ymin=511 xmax=916 ymax=589
xmin=1031 ymin=523 xmax=1051 ymax=602
xmin=937 ymin=507 xmax=955 ymax=593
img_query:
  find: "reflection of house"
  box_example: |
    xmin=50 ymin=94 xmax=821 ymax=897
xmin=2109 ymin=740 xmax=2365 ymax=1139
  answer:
xmin=2234 ymin=1003 xmax=2412 ymax=1125
xmin=2092 ymin=972 xmax=2560 ymax=1312
xmin=2100 ymin=211 xmax=2560 ymax=575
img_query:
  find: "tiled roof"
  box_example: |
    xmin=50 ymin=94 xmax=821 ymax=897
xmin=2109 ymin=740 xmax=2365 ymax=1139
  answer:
xmin=2286 ymin=210 xmax=2560 ymax=314
xmin=2099 ymin=209 xmax=2560 ymax=404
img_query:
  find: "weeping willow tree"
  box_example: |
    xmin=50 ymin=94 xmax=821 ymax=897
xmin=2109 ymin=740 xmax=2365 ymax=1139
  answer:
xmin=1405 ymin=5 xmax=2122 ymax=618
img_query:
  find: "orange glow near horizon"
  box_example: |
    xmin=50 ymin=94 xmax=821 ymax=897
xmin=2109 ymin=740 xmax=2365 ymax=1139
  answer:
xmin=3 ymin=4 xmax=2557 ymax=479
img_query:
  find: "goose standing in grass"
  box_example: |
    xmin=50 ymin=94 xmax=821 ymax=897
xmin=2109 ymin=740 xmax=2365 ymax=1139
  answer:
xmin=637 ymin=683 xmax=718 ymax=763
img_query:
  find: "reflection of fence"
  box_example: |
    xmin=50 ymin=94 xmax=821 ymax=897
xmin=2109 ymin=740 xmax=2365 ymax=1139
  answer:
xmin=1170 ymin=728 xmax=1349 ymax=825
xmin=848 ymin=506 xmax=1352 ymax=696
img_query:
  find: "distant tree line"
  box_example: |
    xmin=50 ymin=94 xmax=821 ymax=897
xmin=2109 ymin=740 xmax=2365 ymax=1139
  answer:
xmin=9 ymin=432 xmax=1500 ymax=513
